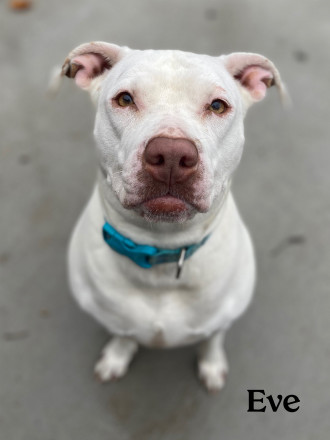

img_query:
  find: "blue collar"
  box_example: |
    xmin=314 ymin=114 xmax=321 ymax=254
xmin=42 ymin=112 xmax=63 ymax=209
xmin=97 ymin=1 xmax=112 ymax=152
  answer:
xmin=102 ymin=221 xmax=209 ymax=273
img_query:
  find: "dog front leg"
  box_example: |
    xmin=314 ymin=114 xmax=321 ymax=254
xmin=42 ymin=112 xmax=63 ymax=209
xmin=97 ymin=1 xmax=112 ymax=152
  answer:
xmin=94 ymin=336 xmax=139 ymax=382
xmin=197 ymin=330 xmax=228 ymax=392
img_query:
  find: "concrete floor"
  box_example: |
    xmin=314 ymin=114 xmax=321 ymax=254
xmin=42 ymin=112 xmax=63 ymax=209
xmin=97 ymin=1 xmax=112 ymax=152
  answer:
xmin=1 ymin=0 xmax=330 ymax=438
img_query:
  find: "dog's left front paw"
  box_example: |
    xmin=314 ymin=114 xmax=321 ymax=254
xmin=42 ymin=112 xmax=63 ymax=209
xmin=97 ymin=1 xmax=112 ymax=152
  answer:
xmin=198 ymin=360 xmax=228 ymax=393
xmin=94 ymin=355 xmax=128 ymax=382
xmin=94 ymin=336 xmax=139 ymax=382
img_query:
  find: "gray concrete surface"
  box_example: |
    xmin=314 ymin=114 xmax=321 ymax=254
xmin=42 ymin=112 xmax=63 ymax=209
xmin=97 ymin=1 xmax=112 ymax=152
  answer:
xmin=1 ymin=0 xmax=329 ymax=438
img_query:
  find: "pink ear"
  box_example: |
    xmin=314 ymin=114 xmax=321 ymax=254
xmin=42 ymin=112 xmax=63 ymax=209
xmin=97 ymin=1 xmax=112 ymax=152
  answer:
xmin=69 ymin=53 xmax=110 ymax=88
xmin=222 ymin=52 xmax=285 ymax=103
xmin=235 ymin=66 xmax=274 ymax=101
xmin=61 ymin=42 xmax=124 ymax=89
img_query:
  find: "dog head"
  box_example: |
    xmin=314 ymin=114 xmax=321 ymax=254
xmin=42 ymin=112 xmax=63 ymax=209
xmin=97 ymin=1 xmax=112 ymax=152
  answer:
xmin=61 ymin=42 xmax=285 ymax=223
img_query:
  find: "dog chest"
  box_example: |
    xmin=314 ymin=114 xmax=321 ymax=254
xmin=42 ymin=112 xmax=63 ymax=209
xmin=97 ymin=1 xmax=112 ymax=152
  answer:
xmin=89 ymin=280 xmax=232 ymax=347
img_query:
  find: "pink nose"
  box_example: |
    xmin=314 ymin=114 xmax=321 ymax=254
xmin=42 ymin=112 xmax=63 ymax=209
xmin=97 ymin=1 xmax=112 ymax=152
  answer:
xmin=144 ymin=137 xmax=199 ymax=185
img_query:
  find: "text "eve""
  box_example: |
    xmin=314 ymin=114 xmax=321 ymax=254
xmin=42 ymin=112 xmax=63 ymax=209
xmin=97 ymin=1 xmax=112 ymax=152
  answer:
xmin=247 ymin=389 xmax=300 ymax=413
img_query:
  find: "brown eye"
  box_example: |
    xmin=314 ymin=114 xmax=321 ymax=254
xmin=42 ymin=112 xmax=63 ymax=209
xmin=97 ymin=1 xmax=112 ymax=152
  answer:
xmin=209 ymin=99 xmax=227 ymax=114
xmin=116 ymin=92 xmax=134 ymax=107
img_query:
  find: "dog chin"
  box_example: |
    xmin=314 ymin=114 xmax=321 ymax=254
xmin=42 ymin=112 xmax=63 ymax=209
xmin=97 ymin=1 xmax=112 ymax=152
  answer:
xmin=145 ymin=196 xmax=196 ymax=223
xmin=141 ymin=208 xmax=195 ymax=223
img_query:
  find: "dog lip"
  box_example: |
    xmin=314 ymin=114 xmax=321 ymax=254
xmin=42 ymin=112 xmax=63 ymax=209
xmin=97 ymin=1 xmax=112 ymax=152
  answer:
xmin=142 ymin=195 xmax=188 ymax=214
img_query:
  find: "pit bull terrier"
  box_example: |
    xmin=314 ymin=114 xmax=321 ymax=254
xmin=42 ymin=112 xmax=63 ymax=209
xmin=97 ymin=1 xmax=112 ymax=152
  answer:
xmin=58 ymin=42 xmax=285 ymax=391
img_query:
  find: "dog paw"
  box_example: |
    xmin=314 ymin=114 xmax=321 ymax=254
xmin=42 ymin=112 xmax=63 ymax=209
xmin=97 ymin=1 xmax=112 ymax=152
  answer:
xmin=94 ymin=337 xmax=138 ymax=382
xmin=94 ymin=354 xmax=129 ymax=382
xmin=198 ymin=360 xmax=228 ymax=393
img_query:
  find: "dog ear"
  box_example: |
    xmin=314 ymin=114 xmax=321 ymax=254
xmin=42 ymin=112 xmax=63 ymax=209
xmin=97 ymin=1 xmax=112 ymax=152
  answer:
xmin=59 ymin=41 xmax=129 ymax=96
xmin=221 ymin=52 xmax=288 ymax=107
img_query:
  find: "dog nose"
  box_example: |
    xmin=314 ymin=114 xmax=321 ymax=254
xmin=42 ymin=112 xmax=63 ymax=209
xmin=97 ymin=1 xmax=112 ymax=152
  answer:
xmin=144 ymin=137 xmax=199 ymax=184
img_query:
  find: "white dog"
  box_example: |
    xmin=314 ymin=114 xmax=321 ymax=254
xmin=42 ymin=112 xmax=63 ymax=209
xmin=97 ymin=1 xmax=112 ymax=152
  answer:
xmin=58 ymin=42 xmax=285 ymax=392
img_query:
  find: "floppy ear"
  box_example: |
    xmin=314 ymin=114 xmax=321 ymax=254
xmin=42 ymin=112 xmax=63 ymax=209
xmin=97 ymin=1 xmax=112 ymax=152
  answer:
xmin=221 ymin=52 xmax=288 ymax=108
xmin=61 ymin=42 xmax=124 ymax=88
xmin=55 ymin=41 xmax=129 ymax=100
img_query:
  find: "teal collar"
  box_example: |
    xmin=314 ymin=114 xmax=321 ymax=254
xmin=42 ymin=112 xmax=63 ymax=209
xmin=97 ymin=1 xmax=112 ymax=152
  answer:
xmin=102 ymin=221 xmax=209 ymax=278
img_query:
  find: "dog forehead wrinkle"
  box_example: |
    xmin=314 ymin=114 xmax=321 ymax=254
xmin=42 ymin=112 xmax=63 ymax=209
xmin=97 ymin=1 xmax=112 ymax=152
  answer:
xmin=135 ymin=68 xmax=215 ymax=102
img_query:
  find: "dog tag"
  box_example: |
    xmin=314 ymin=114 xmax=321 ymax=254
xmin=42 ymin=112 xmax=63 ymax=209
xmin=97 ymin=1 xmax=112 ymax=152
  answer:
xmin=176 ymin=248 xmax=186 ymax=279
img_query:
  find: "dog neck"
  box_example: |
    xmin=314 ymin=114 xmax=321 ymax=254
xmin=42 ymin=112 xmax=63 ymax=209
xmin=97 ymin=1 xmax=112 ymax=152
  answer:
xmin=96 ymin=171 xmax=231 ymax=249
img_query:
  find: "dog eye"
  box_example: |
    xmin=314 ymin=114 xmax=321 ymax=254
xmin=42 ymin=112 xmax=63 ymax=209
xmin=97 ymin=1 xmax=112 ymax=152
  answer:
xmin=116 ymin=92 xmax=135 ymax=107
xmin=209 ymin=99 xmax=227 ymax=114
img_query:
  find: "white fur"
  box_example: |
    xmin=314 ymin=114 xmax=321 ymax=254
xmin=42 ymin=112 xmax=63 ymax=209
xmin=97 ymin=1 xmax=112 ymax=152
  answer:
xmin=64 ymin=44 xmax=283 ymax=392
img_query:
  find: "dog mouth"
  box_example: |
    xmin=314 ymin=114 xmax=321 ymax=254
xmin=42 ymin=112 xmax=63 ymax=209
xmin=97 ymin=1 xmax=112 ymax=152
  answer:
xmin=119 ymin=179 xmax=210 ymax=222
